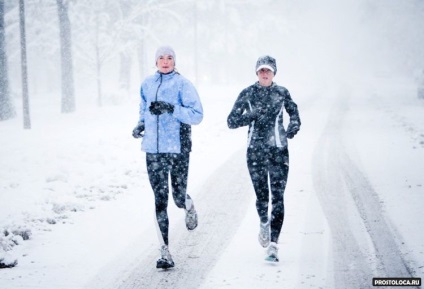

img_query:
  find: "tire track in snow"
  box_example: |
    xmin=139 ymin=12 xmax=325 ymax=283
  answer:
xmin=312 ymin=94 xmax=418 ymax=288
xmin=111 ymin=149 xmax=254 ymax=289
xmin=313 ymin=132 xmax=373 ymax=288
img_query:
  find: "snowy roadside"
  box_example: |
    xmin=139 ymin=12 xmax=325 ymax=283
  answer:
xmin=0 ymin=93 xmax=149 ymax=282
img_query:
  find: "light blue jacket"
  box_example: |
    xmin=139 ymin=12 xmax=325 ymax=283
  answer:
xmin=138 ymin=71 xmax=203 ymax=153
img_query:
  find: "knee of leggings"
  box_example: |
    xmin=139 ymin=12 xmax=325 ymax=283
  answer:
xmin=155 ymin=202 xmax=167 ymax=213
xmin=175 ymin=200 xmax=185 ymax=209
xmin=172 ymin=193 xmax=186 ymax=209
xmin=272 ymin=192 xmax=284 ymax=204
xmin=273 ymin=203 xmax=285 ymax=217
xmin=256 ymin=199 xmax=268 ymax=209
xmin=156 ymin=210 xmax=168 ymax=224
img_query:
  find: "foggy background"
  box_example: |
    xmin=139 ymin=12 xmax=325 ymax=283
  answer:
xmin=1 ymin=0 xmax=424 ymax=116
xmin=1 ymin=1 xmax=424 ymax=286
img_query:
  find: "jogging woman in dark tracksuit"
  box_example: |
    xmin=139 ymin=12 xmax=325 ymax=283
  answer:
xmin=227 ymin=55 xmax=301 ymax=262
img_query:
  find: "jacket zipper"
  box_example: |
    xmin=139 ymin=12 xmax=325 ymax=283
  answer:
xmin=155 ymin=74 xmax=163 ymax=153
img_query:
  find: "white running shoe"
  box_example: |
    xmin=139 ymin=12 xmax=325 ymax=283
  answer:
xmin=258 ymin=221 xmax=270 ymax=248
xmin=156 ymin=244 xmax=175 ymax=269
xmin=185 ymin=205 xmax=198 ymax=231
xmin=265 ymin=242 xmax=279 ymax=262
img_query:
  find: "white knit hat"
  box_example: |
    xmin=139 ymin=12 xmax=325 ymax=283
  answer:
xmin=155 ymin=46 xmax=176 ymax=63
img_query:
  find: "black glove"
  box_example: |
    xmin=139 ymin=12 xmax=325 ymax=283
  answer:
xmin=286 ymin=121 xmax=300 ymax=139
xmin=132 ymin=122 xmax=145 ymax=138
xmin=149 ymin=101 xmax=174 ymax=115
xmin=246 ymin=105 xmax=263 ymax=121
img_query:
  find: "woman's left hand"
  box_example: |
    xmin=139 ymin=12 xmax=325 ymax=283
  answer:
xmin=149 ymin=101 xmax=175 ymax=115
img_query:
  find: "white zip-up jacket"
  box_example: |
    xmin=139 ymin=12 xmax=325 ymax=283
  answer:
xmin=139 ymin=71 xmax=203 ymax=153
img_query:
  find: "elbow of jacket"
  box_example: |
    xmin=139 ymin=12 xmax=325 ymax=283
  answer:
xmin=227 ymin=120 xmax=237 ymax=129
xmin=192 ymin=118 xmax=203 ymax=125
xmin=190 ymin=113 xmax=203 ymax=125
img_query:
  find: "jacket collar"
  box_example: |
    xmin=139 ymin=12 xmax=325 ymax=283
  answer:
xmin=155 ymin=70 xmax=176 ymax=81
xmin=254 ymin=81 xmax=275 ymax=89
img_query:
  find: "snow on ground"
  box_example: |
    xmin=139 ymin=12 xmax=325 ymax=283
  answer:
xmin=1 ymin=79 xmax=423 ymax=289
xmin=345 ymin=78 xmax=424 ymax=274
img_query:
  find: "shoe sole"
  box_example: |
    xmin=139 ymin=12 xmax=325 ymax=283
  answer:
xmin=186 ymin=213 xmax=198 ymax=230
xmin=187 ymin=224 xmax=197 ymax=230
xmin=265 ymin=255 xmax=279 ymax=262
xmin=156 ymin=259 xmax=175 ymax=269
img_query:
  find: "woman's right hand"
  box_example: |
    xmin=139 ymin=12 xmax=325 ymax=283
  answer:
xmin=132 ymin=122 xmax=145 ymax=138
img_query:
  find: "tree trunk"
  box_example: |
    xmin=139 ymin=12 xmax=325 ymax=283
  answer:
xmin=0 ymin=0 xmax=14 ymax=120
xmin=96 ymin=47 xmax=102 ymax=107
xmin=57 ymin=0 xmax=75 ymax=113
xmin=119 ymin=53 xmax=131 ymax=97
xmin=193 ymin=0 xmax=199 ymax=87
xmin=95 ymin=13 xmax=102 ymax=107
xmin=118 ymin=1 xmax=132 ymax=98
xmin=19 ymin=0 xmax=30 ymax=129
xmin=137 ymin=41 xmax=146 ymax=81
xmin=137 ymin=12 xmax=147 ymax=81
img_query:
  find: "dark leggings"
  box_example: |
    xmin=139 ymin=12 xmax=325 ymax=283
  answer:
xmin=146 ymin=153 xmax=191 ymax=245
xmin=247 ymin=146 xmax=289 ymax=243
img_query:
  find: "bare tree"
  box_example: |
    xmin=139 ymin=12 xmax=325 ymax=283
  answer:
xmin=19 ymin=0 xmax=30 ymax=129
xmin=117 ymin=1 xmax=133 ymax=98
xmin=57 ymin=0 xmax=75 ymax=113
xmin=0 ymin=0 xmax=14 ymax=121
xmin=72 ymin=0 xmax=122 ymax=107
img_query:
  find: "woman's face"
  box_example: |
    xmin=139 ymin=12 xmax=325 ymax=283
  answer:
xmin=257 ymin=68 xmax=274 ymax=87
xmin=157 ymin=55 xmax=175 ymax=74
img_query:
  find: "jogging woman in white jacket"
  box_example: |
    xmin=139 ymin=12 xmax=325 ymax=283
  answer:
xmin=132 ymin=46 xmax=203 ymax=269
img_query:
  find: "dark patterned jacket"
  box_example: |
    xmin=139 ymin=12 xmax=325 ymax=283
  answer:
xmin=227 ymin=82 xmax=301 ymax=149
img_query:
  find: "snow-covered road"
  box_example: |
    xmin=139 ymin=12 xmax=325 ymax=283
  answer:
xmin=79 ymin=84 xmax=331 ymax=289
xmin=85 ymin=149 xmax=254 ymax=289
xmin=313 ymin=87 xmax=420 ymax=288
